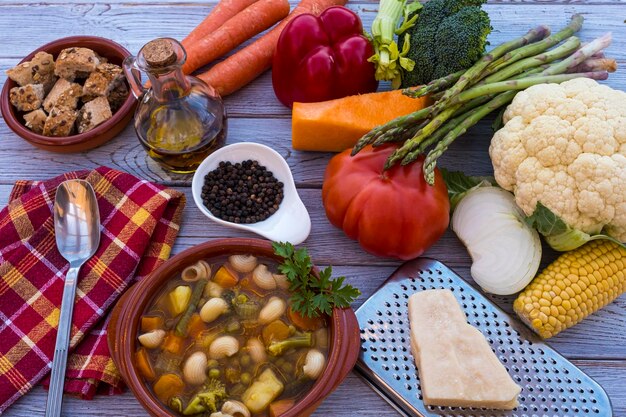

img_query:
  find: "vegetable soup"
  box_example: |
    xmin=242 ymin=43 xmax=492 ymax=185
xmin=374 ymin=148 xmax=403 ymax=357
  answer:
xmin=135 ymin=254 xmax=329 ymax=416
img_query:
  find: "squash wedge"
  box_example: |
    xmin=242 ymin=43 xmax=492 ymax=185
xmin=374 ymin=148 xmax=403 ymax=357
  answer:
xmin=292 ymin=90 xmax=430 ymax=152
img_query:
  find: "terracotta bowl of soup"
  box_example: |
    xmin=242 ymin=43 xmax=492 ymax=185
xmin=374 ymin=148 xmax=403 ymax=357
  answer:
xmin=108 ymin=238 xmax=360 ymax=417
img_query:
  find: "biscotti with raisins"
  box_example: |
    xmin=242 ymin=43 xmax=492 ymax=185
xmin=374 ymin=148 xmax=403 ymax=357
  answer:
xmin=9 ymin=84 xmax=45 ymax=112
xmin=43 ymin=107 xmax=78 ymax=137
xmin=77 ymin=96 xmax=112 ymax=133
xmin=55 ymin=47 xmax=100 ymax=79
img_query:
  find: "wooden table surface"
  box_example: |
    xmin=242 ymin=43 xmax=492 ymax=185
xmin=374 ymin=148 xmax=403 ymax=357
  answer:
xmin=1 ymin=1 xmax=625 ymax=416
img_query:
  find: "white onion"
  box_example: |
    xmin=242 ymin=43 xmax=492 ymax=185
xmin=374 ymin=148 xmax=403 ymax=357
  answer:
xmin=452 ymin=186 xmax=542 ymax=295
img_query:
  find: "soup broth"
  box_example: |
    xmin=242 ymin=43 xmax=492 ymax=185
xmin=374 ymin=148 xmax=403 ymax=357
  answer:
xmin=135 ymin=254 xmax=329 ymax=417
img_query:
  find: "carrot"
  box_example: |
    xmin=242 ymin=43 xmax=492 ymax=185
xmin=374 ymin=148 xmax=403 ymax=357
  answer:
xmin=213 ymin=265 xmax=239 ymax=288
xmin=182 ymin=0 xmax=259 ymax=48
xmin=135 ymin=348 xmax=156 ymax=381
xmin=198 ymin=0 xmax=348 ymax=96
xmin=262 ymin=319 xmax=291 ymax=344
xmin=182 ymin=0 xmax=290 ymax=75
xmin=153 ymin=373 xmax=184 ymax=403
xmin=187 ymin=313 xmax=206 ymax=338
xmin=269 ymin=399 xmax=295 ymax=417
xmin=161 ymin=331 xmax=185 ymax=355
xmin=287 ymin=306 xmax=325 ymax=331
xmin=140 ymin=315 xmax=164 ymax=332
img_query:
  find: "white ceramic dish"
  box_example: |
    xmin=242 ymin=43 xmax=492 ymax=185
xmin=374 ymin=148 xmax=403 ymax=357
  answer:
xmin=192 ymin=142 xmax=311 ymax=244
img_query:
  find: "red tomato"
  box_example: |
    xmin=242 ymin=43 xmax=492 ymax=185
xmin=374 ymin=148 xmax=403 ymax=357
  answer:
xmin=322 ymin=145 xmax=450 ymax=260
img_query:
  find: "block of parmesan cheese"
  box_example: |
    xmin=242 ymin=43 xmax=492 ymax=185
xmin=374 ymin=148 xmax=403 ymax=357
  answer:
xmin=408 ymin=289 xmax=521 ymax=409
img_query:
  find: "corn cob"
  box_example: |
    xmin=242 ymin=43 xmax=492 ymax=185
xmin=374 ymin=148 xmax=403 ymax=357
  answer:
xmin=514 ymin=240 xmax=626 ymax=339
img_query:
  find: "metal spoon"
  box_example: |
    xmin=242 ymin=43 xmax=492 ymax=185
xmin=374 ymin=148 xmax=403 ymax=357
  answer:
xmin=45 ymin=180 xmax=100 ymax=417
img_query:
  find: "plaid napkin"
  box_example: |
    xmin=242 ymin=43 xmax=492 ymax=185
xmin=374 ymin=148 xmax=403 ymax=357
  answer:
xmin=0 ymin=167 xmax=185 ymax=413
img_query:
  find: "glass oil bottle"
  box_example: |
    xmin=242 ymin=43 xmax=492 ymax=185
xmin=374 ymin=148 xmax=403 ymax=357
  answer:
xmin=124 ymin=38 xmax=226 ymax=173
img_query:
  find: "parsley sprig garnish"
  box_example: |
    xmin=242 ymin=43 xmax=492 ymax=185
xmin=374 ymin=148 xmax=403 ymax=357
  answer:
xmin=273 ymin=242 xmax=361 ymax=318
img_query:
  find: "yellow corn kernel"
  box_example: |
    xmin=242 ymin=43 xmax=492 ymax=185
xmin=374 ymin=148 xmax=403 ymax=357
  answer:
xmin=514 ymin=240 xmax=626 ymax=339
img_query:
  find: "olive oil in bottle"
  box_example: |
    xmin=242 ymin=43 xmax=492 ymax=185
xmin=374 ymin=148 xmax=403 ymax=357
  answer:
xmin=124 ymin=38 xmax=226 ymax=173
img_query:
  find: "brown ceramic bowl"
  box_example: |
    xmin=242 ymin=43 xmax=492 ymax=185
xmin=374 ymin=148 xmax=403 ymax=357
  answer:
xmin=0 ymin=36 xmax=137 ymax=153
xmin=108 ymin=238 xmax=360 ymax=417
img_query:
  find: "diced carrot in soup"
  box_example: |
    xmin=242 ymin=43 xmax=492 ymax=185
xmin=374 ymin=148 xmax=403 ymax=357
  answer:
xmin=269 ymin=398 xmax=296 ymax=417
xmin=140 ymin=315 xmax=164 ymax=332
xmin=153 ymin=373 xmax=184 ymax=403
xmin=135 ymin=347 xmax=156 ymax=381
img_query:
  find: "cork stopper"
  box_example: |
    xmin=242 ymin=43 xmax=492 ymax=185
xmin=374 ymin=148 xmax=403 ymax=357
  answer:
xmin=143 ymin=39 xmax=177 ymax=68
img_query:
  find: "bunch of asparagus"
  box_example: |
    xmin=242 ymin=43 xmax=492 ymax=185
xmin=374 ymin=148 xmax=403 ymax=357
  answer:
xmin=352 ymin=14 xmax=617 ymax=184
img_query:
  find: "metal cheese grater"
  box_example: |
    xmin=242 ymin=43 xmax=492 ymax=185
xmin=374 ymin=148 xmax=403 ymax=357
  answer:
xmin=355 ymin=258 xmax=612 ymax=417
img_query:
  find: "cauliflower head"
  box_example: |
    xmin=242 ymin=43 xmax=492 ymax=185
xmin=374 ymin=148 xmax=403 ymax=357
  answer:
xmin=489 ymin=78 xmax=626 ymax=243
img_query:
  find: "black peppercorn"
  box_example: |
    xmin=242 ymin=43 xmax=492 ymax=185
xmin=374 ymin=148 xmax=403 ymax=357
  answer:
xmin=202 ymin=160 xmax=284 ymax=224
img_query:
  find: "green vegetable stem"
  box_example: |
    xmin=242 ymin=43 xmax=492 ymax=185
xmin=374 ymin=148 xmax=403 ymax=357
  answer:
xmin=267 ymin=332 xmax=314 ymax=356
xmin=369 ymin=0 xmax=422 ymax=88
xmin=525 ymin=203 xmax=626 ymax=252
xmin=174 ymin=278 xmax=208 ymax=337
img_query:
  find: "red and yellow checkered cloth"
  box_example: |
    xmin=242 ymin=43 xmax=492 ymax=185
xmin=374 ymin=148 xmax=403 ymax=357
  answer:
xmin=0 ymin=167 xmax=185 ymax=413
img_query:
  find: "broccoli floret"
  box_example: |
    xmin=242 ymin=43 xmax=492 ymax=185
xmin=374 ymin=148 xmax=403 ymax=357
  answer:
xmin=400 ymin=0 xmax=492 ymax=87
xmin=267 ymin=332 xmax=313 ymax=356
xmin=182 ymin=378 xmax=226 ymax=415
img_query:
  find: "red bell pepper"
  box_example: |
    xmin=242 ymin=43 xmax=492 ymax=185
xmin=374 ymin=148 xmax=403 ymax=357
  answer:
xmin=272 ymin=6 xmax=378 ymax=108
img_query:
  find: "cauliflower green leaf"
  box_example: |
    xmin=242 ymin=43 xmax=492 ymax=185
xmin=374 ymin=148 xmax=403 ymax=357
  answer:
xmin=525 ymin=202 xmax=625 ymax=251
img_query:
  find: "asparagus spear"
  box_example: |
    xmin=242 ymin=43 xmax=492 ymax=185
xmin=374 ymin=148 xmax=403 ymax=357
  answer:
xmin=402 ymin=63 xmax=547 ymax=161
xmin=398 ymin=97 xmax=495 ymax=163
xmin=486 ymin=14 xmax=584 ymax=74
xmin=480 ymin=36 xmax=581 ymax=84
xmin=541 ymin=33 xmax=613 ymax=75
xmin=376 ymin=95 xmax=494 ymax=150
xmin=352 ymin=19 xmax=615 ymax=179
xmin=382 ymin=96 xmax=493 ymax=156
xmin=358 ymin=31 xmax=575 ymax=154
xmin=398 ymin=120 xmax=460 ymax=163
xmin=404 ymin=68 xmax=607 ymax=174
xmin=403 ymin=69 xmax=465 ymax=98
xmin=449 ymin=71 xmax=608 ymax=106
xmin=504 ymin=58 xmax=617 ymax=76
xmin=419 ymin=70 xmax=610 ymax=178
xmin=421 ymin=91 xmax=518 ymax=184
xmin=385 ymin=104 xmax=462 ymax=169
xmin=372 ymin=122 xmax=425 ymax=148
xmin=430 ymin=25 xmax=550 ymax=116
xmin=388 ymin=27 xmax=554 ymax=165
xmin=352 ymin=106 xmax=431 ymax=155
xmin=407 ymin=14 xmax=584 ymax=99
